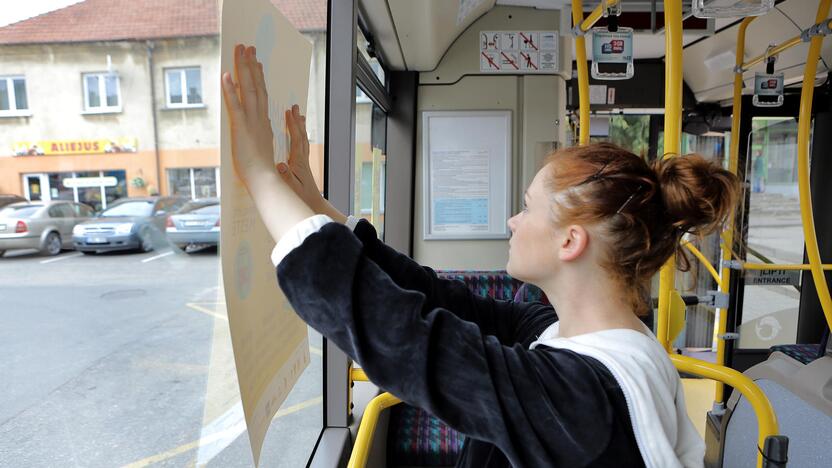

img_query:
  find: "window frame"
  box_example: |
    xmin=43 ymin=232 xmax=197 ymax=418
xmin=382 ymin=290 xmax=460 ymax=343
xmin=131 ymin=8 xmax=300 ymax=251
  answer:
xmin=0 ymin=75 xmax=31 ymax=117
xmin=82 ymin=72 xmax=122 ymax=114
xmin=164 ymin=67 xmax=205 ymax=109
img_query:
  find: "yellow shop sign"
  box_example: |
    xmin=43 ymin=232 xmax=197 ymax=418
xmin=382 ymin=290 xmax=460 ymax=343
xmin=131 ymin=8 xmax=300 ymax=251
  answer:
xmin=14 ymin=138 xmax=138 ymax=156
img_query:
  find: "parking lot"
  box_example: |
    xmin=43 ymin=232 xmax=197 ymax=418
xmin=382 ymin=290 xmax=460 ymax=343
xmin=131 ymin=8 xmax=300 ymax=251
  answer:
xmin=0 ymin=246 xmax=323 ymax=467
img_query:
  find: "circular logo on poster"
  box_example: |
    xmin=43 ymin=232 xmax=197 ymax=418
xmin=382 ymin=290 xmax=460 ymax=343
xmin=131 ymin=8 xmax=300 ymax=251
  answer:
xmin=235 ymin=240 xmax=253 ymax=300
xmin=755 ymin=316 xmax=782 ymax=341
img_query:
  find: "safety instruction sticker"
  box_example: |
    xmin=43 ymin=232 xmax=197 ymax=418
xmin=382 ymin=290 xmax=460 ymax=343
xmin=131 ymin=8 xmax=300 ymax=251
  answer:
xmin=480 ymin=30 xmax=558 ymax=73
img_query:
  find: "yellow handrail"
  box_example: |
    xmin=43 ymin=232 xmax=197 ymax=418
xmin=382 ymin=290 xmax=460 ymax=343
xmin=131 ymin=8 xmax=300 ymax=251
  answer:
xmin=351 ymin=367 xmax=369 ymax=382
xmin=682 ymin=241 xmax=722 ymax=285
xmin=798 ymin=0 xmax=832 ymax=333
xmin=741 ymin=262 xmax=832 ymax=271
xmin=715 ymin=17 xmax=756 ymax=404
xmin=742 ymin=35 xmax=802 ymax=70
xmin=671 ymin=355 xmax=778 ymax=468
xmin=572 ymin=0 xmax=590 ymax=145
xmin=347 ymin=392 xmax=402 ymax=468
xmin=656 ymin=0 xmax=684 ymax=352
xmin=579 ymin=0 xmax=620 ymax=33
xmin=741 ymin=19 xmax=832 ymax=70
xmin=572 ymin=0 xmax=621 ymax=145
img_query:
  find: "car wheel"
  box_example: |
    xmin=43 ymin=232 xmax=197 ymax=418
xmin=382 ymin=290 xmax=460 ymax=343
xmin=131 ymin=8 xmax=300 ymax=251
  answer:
xmin=139 ymin=227 xmax=154 ymax=253
xmin=42 ymin=232 xmax=62 ymax=256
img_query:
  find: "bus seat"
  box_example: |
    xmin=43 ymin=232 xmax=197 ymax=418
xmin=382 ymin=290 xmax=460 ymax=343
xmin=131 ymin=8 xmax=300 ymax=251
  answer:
xmin=386 ymin=270 xmax=526 ymax=467
xmin=768 ymin=328 xmax=829 ymax=365
xmin=513 ymin=282 xmax=550 ymax=304
xmin=722 ymin=375 xmax=832 ymax=468
xmin=768 ymin=343 xmax=825 ymax=365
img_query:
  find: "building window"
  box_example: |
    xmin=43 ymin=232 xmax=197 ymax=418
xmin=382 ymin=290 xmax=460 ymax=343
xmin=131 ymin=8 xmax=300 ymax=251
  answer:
xmin=83 ymin=73 xmax=121 ymax=113
xmin=165 ymin=67 xmax=203 ymax=108
xmin=167 ymin=167 xmax=219 ymax=199
xmin=0 ymin=76 xmax=29 ymax=116
xmin=24 ymin=170 xmax=127 ymax=212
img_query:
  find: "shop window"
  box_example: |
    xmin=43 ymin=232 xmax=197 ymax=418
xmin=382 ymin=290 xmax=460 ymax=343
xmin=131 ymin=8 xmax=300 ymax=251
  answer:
xmin=165 ymin=67 xmax=203 ymax=108
xmin=0 ymin=76 xmax=29 ymax=116
xmin=167 ymin=167 xmax=219 ymax=199
xmin=103 ymin=170 xmax=128 ymax=207
xmin=83 ymin=73 xmax=121 ymax=113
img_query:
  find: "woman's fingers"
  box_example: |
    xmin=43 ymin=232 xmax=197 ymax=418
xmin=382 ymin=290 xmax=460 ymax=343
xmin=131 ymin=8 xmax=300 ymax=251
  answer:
xmin=221 ymin=72 xmax=242 ymax=125
xmin=300 ymin=115 xmax=309 ymax=157
xmin=235 ymin=46 xmax=258 ymax=119
xmin=253 ymin=62 xmax=269 ymax=120
xmin=276 ymin=162 xmax=304 ymax=191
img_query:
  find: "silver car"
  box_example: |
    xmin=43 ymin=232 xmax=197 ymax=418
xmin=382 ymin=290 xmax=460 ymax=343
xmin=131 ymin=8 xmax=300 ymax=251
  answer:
xmin=165 ymin=198 xmax=220 ymax=253
xmin=0 ymin=201 xmax=95 ymax=256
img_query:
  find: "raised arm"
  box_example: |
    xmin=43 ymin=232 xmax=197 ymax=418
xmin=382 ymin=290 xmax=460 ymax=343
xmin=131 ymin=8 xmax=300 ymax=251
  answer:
xmin=277 ymin=222 xmax=638 ymax=468
xmin=222 ymin=44 xmax=554 ymax=343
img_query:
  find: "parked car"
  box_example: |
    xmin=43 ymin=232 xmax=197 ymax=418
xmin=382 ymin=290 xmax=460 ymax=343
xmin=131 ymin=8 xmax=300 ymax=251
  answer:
xmin=72 ymin=196 xmax=187 ymax=254
xmin=0 ymin=194 xmax=27 ymax=209
xmin=165 ymin=198 xmax=220 ymax=253
xmin=0 ymin=200 xmax=95 ymax=256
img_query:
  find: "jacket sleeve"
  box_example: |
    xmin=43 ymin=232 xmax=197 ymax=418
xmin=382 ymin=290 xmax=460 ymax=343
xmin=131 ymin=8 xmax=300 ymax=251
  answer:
xmin=277 ymin=222 xmax=628 ymax=468
xmin=350 ymin=219 xmax=554 ymax=345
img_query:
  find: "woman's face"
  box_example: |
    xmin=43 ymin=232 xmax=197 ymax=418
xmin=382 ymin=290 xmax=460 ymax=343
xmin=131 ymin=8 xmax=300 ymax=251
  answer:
xmin=506 ymin=167 xmax=560 ymax=283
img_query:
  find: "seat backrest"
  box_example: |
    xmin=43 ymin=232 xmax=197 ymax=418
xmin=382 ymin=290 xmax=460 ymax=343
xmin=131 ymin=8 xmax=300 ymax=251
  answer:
xmin=436 ymin=270 xmax=522 ymax=301
xmin=723 ymin=377 xmax=832 ymax=468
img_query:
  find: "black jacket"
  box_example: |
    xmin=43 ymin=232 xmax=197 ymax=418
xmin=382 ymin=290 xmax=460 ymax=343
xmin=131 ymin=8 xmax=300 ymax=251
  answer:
xmin=277 ymin=220 xmax=644 ymax=467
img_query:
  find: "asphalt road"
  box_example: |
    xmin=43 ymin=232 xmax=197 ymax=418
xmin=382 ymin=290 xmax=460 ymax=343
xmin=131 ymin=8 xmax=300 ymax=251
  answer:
xmin=0 ymin=246 xmax=323 ymax=467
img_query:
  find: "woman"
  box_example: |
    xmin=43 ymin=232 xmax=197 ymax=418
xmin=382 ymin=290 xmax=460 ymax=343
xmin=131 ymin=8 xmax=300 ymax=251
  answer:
xmin=222 ymin=45 xmax=737 ymax=468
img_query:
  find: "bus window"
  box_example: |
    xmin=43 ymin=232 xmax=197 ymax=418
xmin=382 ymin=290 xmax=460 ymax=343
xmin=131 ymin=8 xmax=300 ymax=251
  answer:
xmin=0 ymin=1 xmax=326 ymax=466
xmin=739 ymin=117 xmax=804 ymax=348
xmin=353 ymin=86 xmax=388 ymax=238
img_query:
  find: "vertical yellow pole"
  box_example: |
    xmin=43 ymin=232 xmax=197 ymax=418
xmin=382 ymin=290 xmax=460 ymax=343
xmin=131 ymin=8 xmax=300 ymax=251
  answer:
xmin=714 ymin=17 xmax=755 ymax=405
xmin=798 ymin=0 xmax=832 ymax=333
xmin=656 ymin=0 xmax=684 ymax=351
xmin=572 ymin=0 xmax=590 ymax=145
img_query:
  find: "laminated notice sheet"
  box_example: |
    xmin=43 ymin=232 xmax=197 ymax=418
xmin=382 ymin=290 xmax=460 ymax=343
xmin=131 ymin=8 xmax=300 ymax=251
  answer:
xmin=219 ymin=0 xmax=312 ymax=464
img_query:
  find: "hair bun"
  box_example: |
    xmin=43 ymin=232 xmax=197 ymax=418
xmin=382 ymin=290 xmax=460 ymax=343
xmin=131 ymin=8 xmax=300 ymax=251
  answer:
xmin=651 ymin=154 xmax=739 ymax=236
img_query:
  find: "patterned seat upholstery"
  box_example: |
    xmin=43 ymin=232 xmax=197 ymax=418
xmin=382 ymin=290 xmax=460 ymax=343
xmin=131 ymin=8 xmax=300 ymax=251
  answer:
xmin=387 ymin=270 xmax=535 ymax=467
xmin=769 ymin=343 xmax=824 ymax=365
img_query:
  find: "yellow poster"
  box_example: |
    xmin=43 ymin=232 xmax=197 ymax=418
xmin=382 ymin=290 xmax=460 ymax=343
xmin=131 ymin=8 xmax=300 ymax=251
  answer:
xmin=219 ymin=0 xmax=312 ymax=465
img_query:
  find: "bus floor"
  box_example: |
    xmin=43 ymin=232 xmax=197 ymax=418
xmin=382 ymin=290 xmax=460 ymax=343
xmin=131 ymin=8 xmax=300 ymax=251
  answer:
xmin=682 ymin=378 xmax=718 ymax=438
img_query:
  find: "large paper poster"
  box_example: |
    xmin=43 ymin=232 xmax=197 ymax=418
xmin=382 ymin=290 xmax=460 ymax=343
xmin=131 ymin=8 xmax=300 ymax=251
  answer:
xmin=219 ymin=0 xmax=312 ymax=464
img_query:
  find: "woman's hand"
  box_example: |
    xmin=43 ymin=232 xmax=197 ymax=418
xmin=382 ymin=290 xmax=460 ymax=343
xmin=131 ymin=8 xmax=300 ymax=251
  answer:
xmin=278 ymin=106 xmax=347 ymax=223
xmin=221 ymin=44 xmax=276 ymax=191
xmin=220 ymin=43 xmax=314 ymax=242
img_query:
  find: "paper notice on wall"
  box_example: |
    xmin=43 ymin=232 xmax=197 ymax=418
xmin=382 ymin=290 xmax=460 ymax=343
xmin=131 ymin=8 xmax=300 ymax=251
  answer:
xmin=589 ymin=84 xmax=607 ymax=105
xmin=430 ymin=149 xmax=491 ymax=234
xmin=219 ymin=0 xmax=312 ymax=465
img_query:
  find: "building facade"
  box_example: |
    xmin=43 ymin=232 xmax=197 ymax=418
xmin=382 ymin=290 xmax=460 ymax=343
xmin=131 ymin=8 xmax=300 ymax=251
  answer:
xmin=0 ymin=0 xmax=327 ymax=211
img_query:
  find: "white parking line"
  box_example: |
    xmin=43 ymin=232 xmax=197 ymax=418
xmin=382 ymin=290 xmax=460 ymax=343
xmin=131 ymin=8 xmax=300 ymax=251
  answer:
xmin=140 ymin=250 xmax=174 ymax=263
xmin=39 ymin=252 xmax=83 ymax=264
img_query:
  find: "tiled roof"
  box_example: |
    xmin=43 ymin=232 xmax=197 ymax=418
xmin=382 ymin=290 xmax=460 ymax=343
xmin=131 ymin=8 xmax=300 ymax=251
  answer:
xmin=0 ymin=0 xmax=326 ymax=45
xmin=271 ymin=0 xmax=327 ymax=32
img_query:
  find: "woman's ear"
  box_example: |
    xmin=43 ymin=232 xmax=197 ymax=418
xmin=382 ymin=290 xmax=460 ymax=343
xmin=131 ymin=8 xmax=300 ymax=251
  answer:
xmin=558 ymin=225 xmax=590 ymax=262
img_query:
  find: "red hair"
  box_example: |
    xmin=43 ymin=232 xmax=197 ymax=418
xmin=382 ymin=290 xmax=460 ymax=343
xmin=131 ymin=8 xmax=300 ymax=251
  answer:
xmin=543 ymin=143 xmax=739 ymax=315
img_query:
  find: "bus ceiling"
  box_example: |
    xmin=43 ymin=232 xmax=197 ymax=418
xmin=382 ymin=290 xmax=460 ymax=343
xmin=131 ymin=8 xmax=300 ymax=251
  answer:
xmin=358 ymin=0 xmax=831 ymax=104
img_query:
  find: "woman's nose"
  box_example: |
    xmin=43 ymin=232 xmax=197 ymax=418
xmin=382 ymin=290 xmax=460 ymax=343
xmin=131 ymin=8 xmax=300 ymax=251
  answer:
xmin=507 ymin=215 xmax=517 ymax=232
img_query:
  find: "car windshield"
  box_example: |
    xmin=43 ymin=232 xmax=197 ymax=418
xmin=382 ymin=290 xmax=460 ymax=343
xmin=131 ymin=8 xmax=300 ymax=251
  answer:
xmin=99 ymin=201 xmax=153 ymax=217
xmin=187 ymin=203 xmax=220 ymax=215
xmin=0 ymin=205 xmax=42 ymax=218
